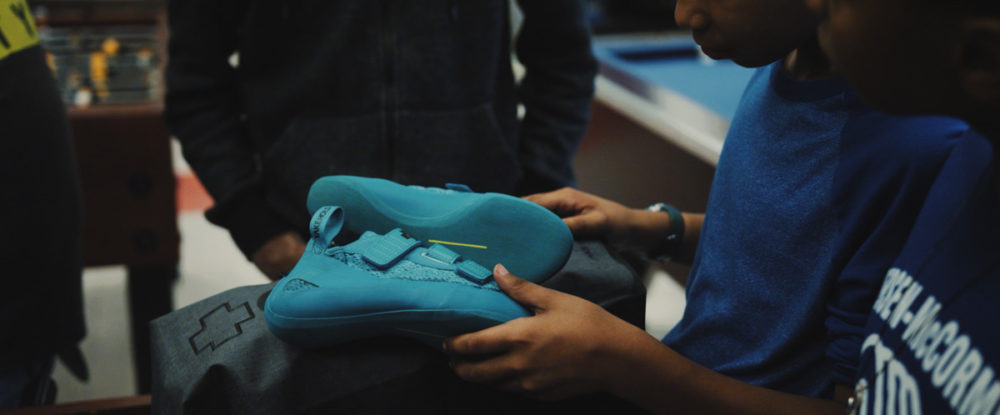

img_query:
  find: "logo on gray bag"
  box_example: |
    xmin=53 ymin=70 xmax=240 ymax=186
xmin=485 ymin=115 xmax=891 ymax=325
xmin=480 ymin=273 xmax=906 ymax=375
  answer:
xmin=188 ymin=302 xmax=256 ymax=355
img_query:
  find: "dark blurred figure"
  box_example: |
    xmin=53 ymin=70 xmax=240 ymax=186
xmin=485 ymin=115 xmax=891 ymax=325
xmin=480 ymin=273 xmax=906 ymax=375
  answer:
xmin=0 ymin=0 xmax=85 ymax=408
xmin=585 ymin=0 xmax=677 ymax=34
xmin=165 ymin=0 xmax=599 ymax=280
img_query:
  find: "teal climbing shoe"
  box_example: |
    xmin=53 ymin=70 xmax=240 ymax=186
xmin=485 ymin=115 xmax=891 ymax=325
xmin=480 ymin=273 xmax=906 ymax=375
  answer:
xmin=306 ymin=175 xmax=572 ymax=283
xmin=265 ymin=206 xmax=530 ymax=349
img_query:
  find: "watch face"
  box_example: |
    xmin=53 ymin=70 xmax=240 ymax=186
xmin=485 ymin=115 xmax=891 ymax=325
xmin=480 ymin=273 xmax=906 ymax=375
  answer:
xmin=647 ymin=203 xmax=669 ymax=212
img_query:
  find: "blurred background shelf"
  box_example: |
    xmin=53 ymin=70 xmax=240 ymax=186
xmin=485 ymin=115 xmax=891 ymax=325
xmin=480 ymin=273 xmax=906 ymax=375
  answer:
xmin=34 ymin=0 xmax=174 ymax=396
xmin=35 ymin=0 xmax=164 ymax=108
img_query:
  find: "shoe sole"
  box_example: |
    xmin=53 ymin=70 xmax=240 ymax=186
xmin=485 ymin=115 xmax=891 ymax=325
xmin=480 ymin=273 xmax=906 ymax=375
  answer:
xmin=267 ymin=304 xmax=515 ymax=349
xmin=307 ymin=176 xmax=572 ymax=283
xmin=266 ymin=255 xmax=529 ymax=349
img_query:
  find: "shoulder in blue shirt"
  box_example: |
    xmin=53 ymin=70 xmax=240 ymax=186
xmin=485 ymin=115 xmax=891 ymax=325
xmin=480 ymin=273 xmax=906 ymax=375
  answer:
xmin=663 ymin=60 xmax=967 ymax=397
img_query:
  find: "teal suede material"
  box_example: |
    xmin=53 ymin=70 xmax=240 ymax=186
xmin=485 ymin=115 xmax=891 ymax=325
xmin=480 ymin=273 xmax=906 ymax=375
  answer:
xmin=307 ymin=175 xmax=573 ymax=283
xmin=265 ymin=207 xmax=530 ymax=349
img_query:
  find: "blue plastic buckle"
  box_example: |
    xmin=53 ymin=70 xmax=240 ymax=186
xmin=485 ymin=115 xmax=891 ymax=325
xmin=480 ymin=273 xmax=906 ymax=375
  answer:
xmin=362 ymin=229 xmax=421 ymax=269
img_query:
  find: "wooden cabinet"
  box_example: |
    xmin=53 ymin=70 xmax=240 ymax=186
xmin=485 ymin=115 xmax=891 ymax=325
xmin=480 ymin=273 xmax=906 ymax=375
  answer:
xmin=69 ymin=103 xmax=178 ymax=268
xmin=35 ymin=0 xmax=174 ymax=394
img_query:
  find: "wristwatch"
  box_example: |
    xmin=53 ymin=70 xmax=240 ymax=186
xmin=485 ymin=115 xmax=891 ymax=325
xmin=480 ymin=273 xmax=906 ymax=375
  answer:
xmin=646 ymin=203 xmax=685 ymax=261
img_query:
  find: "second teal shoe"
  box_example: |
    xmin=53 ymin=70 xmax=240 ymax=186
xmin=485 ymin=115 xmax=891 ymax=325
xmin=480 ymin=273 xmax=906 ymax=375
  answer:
xmin=306 ymin=176 xmax=572 ymax=283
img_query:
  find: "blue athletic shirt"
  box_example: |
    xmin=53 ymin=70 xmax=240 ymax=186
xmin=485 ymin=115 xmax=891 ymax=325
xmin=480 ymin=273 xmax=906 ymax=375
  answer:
xmin=854 ymin=131 xmax=1000 ymax=415
xmin=662 ymin=60 xmax=968 ymax=397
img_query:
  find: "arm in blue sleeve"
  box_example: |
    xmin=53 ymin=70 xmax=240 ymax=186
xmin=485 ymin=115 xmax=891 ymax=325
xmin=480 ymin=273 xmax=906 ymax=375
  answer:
xmin=825 ymin=114 xmax=966 ymax=385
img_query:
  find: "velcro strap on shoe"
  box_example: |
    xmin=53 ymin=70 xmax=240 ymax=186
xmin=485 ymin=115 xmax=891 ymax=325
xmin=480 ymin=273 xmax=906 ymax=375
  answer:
xmin=456 ymin=260 xmax=493 ymax=285
xmin=309 ymin=206 xmax=344 ymax=251
xmin=425 ymin=244 xmax=461 ymax=264
xmin=362 ymin=229 xmax=421 ymax=269
xmin=445 ymin=183 xmax=473 ymax=192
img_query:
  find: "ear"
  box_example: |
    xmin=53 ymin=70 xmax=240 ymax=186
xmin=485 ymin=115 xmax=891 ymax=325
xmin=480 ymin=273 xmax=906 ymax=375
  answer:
xmin=957 ymin=18 xmax=1000 ymax=105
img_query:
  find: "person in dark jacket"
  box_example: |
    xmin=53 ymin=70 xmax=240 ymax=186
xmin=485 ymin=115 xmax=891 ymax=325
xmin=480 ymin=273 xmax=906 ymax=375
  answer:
xmin=165 ymin=0 xmax=599 ymax=279
xmin=0 ymin=0 xmax=85 ymax=407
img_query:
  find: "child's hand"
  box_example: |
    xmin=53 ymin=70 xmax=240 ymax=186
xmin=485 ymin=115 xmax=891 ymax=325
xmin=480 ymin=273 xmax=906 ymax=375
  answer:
xmin=443 ymin=264 xmax=652 ymax=401
xmin=525 ymin=187 xmax=664 ymax=250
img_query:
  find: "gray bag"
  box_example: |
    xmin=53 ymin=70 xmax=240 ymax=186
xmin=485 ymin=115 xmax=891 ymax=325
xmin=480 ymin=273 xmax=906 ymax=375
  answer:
xmin=150 ymin=240 xmax=647 ymax=414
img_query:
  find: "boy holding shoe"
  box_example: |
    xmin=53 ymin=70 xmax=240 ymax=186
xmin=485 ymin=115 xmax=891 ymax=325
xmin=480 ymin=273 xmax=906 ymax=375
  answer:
xmin=445 ymin=0 xmax=970 ymax=413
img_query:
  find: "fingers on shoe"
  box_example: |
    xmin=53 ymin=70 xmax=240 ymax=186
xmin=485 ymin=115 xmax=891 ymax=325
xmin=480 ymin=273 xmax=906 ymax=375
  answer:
xmin=445 ymin=322 xmax=520 ymax=356
xmin=524 ymin=187 xmax=585 ymax=216
xmin=561 ymin=211 xmax=608 ymax=239
xmin=494 ymin=265 xmax=556 ymax=311
xmin=450 ymin=353 xmax=523 ymax=384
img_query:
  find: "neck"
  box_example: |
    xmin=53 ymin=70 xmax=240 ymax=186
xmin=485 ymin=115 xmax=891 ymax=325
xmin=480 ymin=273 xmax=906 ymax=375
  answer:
xmin=784 ymin=37 xmax=833 ymax=80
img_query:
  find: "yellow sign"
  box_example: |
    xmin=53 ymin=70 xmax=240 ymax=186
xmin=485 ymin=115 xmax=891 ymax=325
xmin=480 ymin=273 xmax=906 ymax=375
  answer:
xmin=0 ymin=0 xmax=39 ymax=61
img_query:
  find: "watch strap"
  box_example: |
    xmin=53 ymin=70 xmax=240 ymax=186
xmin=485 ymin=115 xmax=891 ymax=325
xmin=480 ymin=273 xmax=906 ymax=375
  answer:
xmin=646 ymin=203 xmax=685 ymax=261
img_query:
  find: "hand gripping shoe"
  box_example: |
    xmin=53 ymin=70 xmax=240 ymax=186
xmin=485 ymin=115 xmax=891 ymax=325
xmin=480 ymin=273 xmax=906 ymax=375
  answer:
xmin=306 ymin=175 xmax=572 ymax=283
xmin=265 ymin=206 xmax=530 ymax=349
